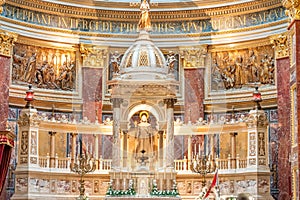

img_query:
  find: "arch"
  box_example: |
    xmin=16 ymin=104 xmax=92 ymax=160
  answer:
xmin=125 ymin=103 xmax=164 ymax=122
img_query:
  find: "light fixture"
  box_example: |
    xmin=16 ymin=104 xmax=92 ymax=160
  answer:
xmin=25 ymin=84 xmax=34 ymax=108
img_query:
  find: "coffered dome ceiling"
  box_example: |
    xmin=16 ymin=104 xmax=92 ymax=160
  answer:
xmin=39 ymin=0 xmax=261 ymax=10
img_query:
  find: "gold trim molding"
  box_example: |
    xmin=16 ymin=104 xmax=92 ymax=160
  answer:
xmin=0 ymin=29 xmax=17 ymax=57
xmin=270 ymin=33 xmax=289 ymax=59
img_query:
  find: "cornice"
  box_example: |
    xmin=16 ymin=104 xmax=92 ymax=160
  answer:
xmin=5 ymin=0 xmax=282 ymax=21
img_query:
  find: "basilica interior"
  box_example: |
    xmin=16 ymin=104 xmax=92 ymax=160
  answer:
xmin=0 ymin=0 xmax=298 ymax=200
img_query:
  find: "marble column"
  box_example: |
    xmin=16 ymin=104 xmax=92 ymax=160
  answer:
xmin=180 ymin=45 xmax=207 ymax=123
xmin=49 ymin=132 xmax=57 ymax=168
xmin=111 ymin=98 xmax=123 ymax=170
xmin=187 ymin=135 xmax=192 ymax=170
xmin=164 ymin=98 xmax=177 ymax=168
xmin=158 ymin=131 xmax=164 ymax=168
xmin=0 ymin=30 xmax=17 ymax=131
xmin=80 ymin=44 xmax=108 ymax=123
xmin=230 ymin=132 xmax=237 ymax=169
xmin=271 ymin=32 xmax=291 ymax=198
xmin=122 ymin=131 xmax=127 ymax=168
xmin=70 ymin=133 xmax=77 ymax=168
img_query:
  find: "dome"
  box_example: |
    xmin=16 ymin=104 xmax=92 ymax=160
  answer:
xmin=118 ymin=30 xmax=169 ymax=80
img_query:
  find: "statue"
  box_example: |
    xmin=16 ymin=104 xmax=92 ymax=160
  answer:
xmin=135 ymin=111 xmax=154 ymax=157
xmin=138 ymin=0 xmax=151 ymax=31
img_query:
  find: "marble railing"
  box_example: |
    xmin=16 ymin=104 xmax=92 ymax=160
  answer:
xmin=38 ymin=154 xmax=112 ymax=172
xmin=38 ymin=154 xmax=246 ymax=173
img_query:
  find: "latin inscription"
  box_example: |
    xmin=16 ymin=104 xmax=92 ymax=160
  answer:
xmin=2 ymin=5 xmax=286 ymax=34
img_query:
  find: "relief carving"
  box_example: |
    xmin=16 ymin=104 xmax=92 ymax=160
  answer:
xmin=12 ymin=43 xmax=76 ymax=91
xmin=211 ymin=46 xmax=275 ymax=90
xmin=20 ymin=131 xmax=28 ymax=156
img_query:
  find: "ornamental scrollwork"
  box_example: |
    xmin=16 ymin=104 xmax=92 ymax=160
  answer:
xmin=12 ymin=43 xmax=76 ymax=91
xmin=18 ymin=112 xmax=40 ymax=127
xmin=0 ymin=29 xmax=17 ymax=57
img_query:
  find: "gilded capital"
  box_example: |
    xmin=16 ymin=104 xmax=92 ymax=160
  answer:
xmin=18 ymin=111 xmax=40 ymax=128
xmin=163 ymin=98 xmax=177 ymax=108
xmin=80 ymin=43 xmax=108 ymax=68
xmin=0 ymin=29 xmax=18 ymax=57
xmin=179 ymin=45 xmax=208 ymax=68
xmin=0 ymin=0 xmax=5 ymax=14
xmin=270 ymin=33 xmax=289 ymax=59
xmin=283 ymin=0 xmax=300 ymax=21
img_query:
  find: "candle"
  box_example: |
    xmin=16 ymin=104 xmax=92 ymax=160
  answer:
xmin=198 ymin=143 xmax=201 ymax=155
xmin=194 ymin=144 xmax=196 ymax=154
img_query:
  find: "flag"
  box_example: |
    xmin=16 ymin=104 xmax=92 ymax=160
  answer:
xmin=204 ymin=169 xmax=218 ymax=199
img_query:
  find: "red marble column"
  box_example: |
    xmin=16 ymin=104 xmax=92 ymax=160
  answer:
xmin=0 ymin=56 xmax=11 ymax=131
xmin=82 ymin=67 xmax=103 ymax=156
xmin=276 ymin=57 xmax=291 ymax=198
xmin=293 ymin=20 xmax=300 ymax=199
xmin=184 ymin=68 xmax=205 ymax=123
xmin=82 ymin=67 xmax=103 ymax=122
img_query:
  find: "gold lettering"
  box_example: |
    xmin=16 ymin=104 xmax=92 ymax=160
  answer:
xmin=236 ymin=16 xmax=246 ymax=27
xmin=258 ymin=13 xmax=266 ymax=22
xmin=89 ymin=21 xmax=96 ymax=30
xmin=58 ymin=17 xmax=69 ymax=28
xmin=109 ymin=22 xmax=113 ymax=32
xmin=22 ymin=10 xmax=28 ymax=21
xmin=120 ymin=23 xmax=127 ymax=32
xmin=82 ymin=20 xmax=88 ymax=30
xmin=27 ymin=11 xmax=34 ymax=22
xmin=211 ymin=18 xmax=220 ymax=30
xmin=70 ymin=18 xmax=79 ymax=29
xmin=181 ymin=22 xmax=186 ymax=32
xmin=168 ymin=22 xmax=175 ymax=32
xmin=95 ymin=21 xmax=99 ymax=31
xmin=42 ymin=14 xmax=49 ymax=25
xmin=5 ymin=6 xmax=12 ymax=17
xmin=102 ymin=22 xmax=110 ymax=32
xmin=251 ymin=13 xmax=258 ymax=24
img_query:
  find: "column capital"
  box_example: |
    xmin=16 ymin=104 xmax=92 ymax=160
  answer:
xmin=48 ymin=131 xmax=57 ymax=136
xmin=283 ymin=0 xmax=300 ymax=21
xmin=0 ymin=29 xmax=18 ymax=57
xmin=230 ymin=132 xmax=238 ymax=137
xmin=111 ymin=98 xmax=123 ymax=108
xmin=179 ymin=45 xmax=208 ymax=68
xmin=163 ymin=98 xmax=177 ymax=108
xmin=246 ymin=109 xmax=268 ymax=128
xmin=270 ymin=33 xmax=289 ymax=59
xmin=18 ymin=110 xmax=40 ymax=128
xmin=0 ymin=0 xmax=5 ymax=14
xmin=79 ymin=43 xmax=108 ymax=68
xmin=70 ymin=133 xmax=78 ymax=137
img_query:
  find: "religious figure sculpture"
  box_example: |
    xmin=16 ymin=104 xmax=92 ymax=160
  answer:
xmin=138 ymin=0 xmax=151 ymax=31
xmin=135 ymin=111 xmax=153 ymax=157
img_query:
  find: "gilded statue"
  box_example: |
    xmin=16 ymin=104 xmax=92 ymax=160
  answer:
xmin=138 ymin=0 xmax=151 ymax=31
xmin=134 ymin=111 xmax=154 ymax=157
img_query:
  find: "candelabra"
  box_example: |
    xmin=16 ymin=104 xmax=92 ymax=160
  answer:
xmin=71 ymin=153 xmax=96 ymax=200
xmin=190 ymin=155 xmax=216 ymax=186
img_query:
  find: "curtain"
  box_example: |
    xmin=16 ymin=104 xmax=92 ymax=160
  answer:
xmin=0 ymin=131 xmax=15 ymax=195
